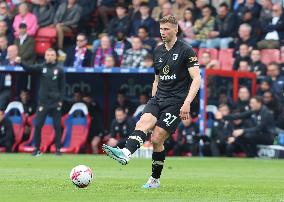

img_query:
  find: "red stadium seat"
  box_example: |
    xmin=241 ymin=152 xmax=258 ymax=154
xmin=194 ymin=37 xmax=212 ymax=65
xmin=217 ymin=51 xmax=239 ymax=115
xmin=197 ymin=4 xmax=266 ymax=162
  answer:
xmin=198 ymin=48 xmax=218 ymax=60
xmin=35 ymin=27 xmax=57 ymax=55
xmin=260 ymin=49 xmax=280 ymax=65
xmin=18 ymin=114 xmax=55 ymax=153
xmin=4 ymin=101 xmax=26 ymax=152
xmin=50 ymin=103 xmax=91 ymax=154
xmin=219 ymin=49 xmax=234 ymax=71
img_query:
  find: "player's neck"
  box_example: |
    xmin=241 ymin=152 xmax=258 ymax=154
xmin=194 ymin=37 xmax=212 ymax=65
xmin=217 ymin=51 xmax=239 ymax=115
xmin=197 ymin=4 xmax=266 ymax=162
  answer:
xmin=165 ymin=37 xmax=177 ymax=51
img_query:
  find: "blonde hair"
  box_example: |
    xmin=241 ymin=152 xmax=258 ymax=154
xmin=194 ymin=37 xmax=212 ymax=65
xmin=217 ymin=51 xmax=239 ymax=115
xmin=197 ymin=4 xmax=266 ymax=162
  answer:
xmin=159 ymin=15 xmax=178 ymax=25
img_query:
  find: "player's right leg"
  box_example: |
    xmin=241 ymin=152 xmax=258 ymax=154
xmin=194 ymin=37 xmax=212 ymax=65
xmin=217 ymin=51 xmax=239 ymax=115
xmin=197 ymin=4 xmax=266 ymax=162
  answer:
xmin=102 ymin=113 xmax=157 ymax=165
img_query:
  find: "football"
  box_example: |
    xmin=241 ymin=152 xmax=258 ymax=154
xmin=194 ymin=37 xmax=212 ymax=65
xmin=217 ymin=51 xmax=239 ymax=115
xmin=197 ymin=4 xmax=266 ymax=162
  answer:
xmin=70 ymin=165 xmax=93 ymax=188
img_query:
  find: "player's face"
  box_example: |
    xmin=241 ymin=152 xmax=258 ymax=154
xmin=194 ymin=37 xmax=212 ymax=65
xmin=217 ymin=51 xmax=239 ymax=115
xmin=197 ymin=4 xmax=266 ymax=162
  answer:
xmin=45 ymin=50 xmax=57 ymax=63
xmin=160 ymin=23 xmax=178 ymax=43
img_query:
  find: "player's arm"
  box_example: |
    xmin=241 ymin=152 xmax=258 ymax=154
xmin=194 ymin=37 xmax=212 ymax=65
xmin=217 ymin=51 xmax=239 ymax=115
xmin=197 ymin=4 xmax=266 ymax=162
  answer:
xmin=15 ymin=57 xmax=42 ymax=72
xmin=152 ymin=75 xmax=159 ymax=97
xmin=185 ymin=67 xmax=201 ymax=104
xmin=180 ymin=50 xmax=201 ymax=120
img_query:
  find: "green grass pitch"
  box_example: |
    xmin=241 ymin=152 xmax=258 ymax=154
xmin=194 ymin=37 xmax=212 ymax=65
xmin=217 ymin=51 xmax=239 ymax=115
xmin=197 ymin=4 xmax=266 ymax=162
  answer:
xmin=0 ymin=154 xmax=284 ymax=202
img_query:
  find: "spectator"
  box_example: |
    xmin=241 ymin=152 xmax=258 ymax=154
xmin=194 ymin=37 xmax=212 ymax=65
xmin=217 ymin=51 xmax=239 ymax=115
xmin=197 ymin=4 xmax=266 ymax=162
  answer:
xmin=103 ymin=55 xmax=116 ymax=68
xmin=113 ymin=90 xmax=136 ymax=117
xmin=211 ymin=103 xmax=232 ymax=156
xmin=266 ymin=62 xmax=284 ymax=100
xmin=221 ymin=96 xmax=275 ymax=157
xmin=199 ymin=51 xmax=220 ymax=69
xmin=14 ymin=23 xmax=36 ymax=65
xmin=19 ymin=88 xmax=36 ymax=117
xmin=12 ymin=3 xmax=38 ymax=37
xmin=113 ymin=30 xmax=131 ymax=65
xmin=76 ymin=0 xmax=96 ymax=34
xmin=133 ymin=92 xmax=149 ymax=122
xmin=250 ymin=49 xmax=266 ymax=76
xmin=0 ymin=109 xmax=14 ymax=152
xmin=258 ymin=4 xmax=284 ymax=49
xmin=130 ymin=2 xmax=155 ymax=37
xmin=256 ymin=77 xmax=273 ymax=96
xmin=235 ymin=86 xmax=251 ymax=112
xmin=151 ymin=0 xmax=168 ymax=21
xmin=263 ymin=90 xmax=282 ymax=121
xmin=174 ymin=115 xmax=199 ymax=156
xmin=172 ymin=0 xmax=194 ymax=21
xmin=178 ymin=8 xmax=195 ymax=44
xmin=93 ymin=35 xmax=117 ymax=67
xmin=259 ymin=0 xmax=273 ymax=22
xmin=31 ymin=0 xmax=55 ymax=28
xmin=238 ymin=9 xmax=261 ymax=38
xmin=0 ymin=2 xmax=13 ymax=32
xmin=3 ymin=45 xmax=18 ymax=66
xmin=137 ymin=26 xmax=157 ymax=54
xmin=280 ymin=47 xmax=284 ymax=75
xmin=121 ymin=37 xmax=148 ymax=68
xmin=141 ymin=54 xmax=153 ymax=68
xmin=18 ymin=89 xmax=36 ymax=141
xmin=65 ymin=33 xmax=92 ymax=67
xmin=82 ymin=92 xmax=103 ymax=154
xmin=108 ymin=4 xmax=130 ymax=37
xmin=71 ymin=90 xmax=83 ymax=105
xmin=194 ymin=0 xmax=211 ymax=19
xmin=238 ymin=60 xmax=251 ymax=72
xmin=233 ymin=43 xmax=251 ymax=70
xmin=0 ymin=35 xmax=7 ymax=63
xmin=53 ymin=0 xmax=82 ymax=56
xmin=234 ymin=23 xmax=257 ymax=52
xmin=157 ymin=2 xmax=173 ymax=20
xmin=0 ymin=41 xmax=12 ymax=109
xmin=206 ymin=3 xmax=237 ymax=49
xmin=0 ymin=20 xmax=13 ymax=45
xmin=236 ymin=0 xmax=262 ymax=19
xmin=191 ymin=5 xmax=215 ymax=48
xmin=128 ymin=0 xmax=141 ymax=20
xmin=97 ymin=0 xmax=116 ymax=31
xmin=107 ymin=107 xmax=135 ymax=148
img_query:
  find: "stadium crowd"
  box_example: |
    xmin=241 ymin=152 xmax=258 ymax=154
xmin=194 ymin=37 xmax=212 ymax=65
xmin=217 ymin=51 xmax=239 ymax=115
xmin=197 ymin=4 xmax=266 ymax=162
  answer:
xmin=0 ymin=0 xmax=284 ymax=157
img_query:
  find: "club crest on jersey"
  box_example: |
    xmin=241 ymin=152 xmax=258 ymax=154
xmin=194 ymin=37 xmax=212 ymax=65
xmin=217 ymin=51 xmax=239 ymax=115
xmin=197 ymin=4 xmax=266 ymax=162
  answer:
xmin=162 ymin=65 xmax=170 ymax=75
xmin=173 ymin=54 xmax=178 ymax=60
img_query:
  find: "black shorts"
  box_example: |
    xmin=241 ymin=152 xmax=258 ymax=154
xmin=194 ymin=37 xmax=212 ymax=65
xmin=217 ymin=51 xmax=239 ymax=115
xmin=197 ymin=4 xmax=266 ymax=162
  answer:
xmin=143 ymin=97 xmax=182 ymax=134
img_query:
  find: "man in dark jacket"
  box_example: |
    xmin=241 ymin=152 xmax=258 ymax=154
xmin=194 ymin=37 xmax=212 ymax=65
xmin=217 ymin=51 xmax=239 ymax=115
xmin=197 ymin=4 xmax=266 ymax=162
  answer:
xmin=107 ymin=107 xmax=135 ymax=149
xmin=15 ymin=48 xmax=65 ymax=156
xmin=0 ymin=109 xmax=14 ymax=152
xmin=31 ymin=0 xmax=55 ymax=28
xmin=206 ymin=3 xmax=237 ymax=49
xmin=218 ymin=96 xmax=275 ymax=157
xmin=65 ymin=33 xmax=92 ymax=67
xmin=107 ymin=4 xmax=130 ymax=37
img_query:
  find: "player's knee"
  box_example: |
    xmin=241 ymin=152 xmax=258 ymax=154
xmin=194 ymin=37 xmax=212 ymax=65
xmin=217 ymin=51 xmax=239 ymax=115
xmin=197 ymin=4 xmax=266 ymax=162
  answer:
xmin=135 ymin=119 xmax=149 ymax=133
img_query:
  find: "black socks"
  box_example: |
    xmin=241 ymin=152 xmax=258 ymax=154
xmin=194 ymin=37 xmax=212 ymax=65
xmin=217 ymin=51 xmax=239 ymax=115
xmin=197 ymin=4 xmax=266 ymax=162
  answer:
xmin=152 ymin=150 xmax=166 ymax=179
xmin=125 ymin=130 xmax=147 ymax=154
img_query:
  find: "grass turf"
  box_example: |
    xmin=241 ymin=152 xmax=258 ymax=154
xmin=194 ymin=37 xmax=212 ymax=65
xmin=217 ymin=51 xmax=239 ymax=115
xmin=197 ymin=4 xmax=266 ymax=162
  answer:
xmin=0 ymin=154 xmax=284 ymax=202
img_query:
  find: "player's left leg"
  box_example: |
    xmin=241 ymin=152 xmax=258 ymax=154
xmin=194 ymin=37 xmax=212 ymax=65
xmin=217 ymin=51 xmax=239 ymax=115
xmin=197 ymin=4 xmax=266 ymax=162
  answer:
xmin=143 ymin=126 xmax=168 ymax=189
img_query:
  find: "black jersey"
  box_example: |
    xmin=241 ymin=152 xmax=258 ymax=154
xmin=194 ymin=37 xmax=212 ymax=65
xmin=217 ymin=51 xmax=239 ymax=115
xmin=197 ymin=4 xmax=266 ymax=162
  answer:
xmin=153 ymin=40 xmax=199 ymax=104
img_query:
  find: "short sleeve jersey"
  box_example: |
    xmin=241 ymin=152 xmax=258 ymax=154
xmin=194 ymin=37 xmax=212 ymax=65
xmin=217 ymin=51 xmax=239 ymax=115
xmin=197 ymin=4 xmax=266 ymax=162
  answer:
xmin=153 ymin=40 xmax=199 ymax=104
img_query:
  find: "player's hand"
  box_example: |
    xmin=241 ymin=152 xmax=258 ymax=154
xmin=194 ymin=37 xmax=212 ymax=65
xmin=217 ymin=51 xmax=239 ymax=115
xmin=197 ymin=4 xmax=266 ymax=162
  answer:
xmin=179 ymin=101 xmax=191 ymax=120
xmin=228 ymin=137 xmax=235 ymax=144
xmin=232 ymin=129 xmax=244 ymax=137
xmin=15 ymin=57 xmax=21 ymax=64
